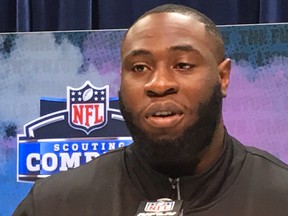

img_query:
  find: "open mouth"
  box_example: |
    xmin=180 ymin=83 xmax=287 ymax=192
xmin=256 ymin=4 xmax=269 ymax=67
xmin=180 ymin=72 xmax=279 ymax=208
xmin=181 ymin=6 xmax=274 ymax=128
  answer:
xmin=152 ymin=111 xmax=175 ymax=117
xmin=146 ymin=110 xmax=183 ymax=128
xmin=144 ymin=101 xmax=184 ymax=128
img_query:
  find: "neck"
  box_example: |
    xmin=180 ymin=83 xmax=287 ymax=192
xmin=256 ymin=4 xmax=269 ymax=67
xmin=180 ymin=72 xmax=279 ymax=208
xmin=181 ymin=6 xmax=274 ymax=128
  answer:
xmin=165 ymin=121 xmax=225 ymax=177
xmin=194 ymin=121 xmax=225 ymax=174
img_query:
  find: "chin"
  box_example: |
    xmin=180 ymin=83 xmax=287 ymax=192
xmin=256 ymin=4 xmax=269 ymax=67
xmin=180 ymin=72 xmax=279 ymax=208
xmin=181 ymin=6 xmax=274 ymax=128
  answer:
xmin=142 ymin=119 xmax=194 ymax=137
xmin=142 ymin=127 xmax=185 ymax=142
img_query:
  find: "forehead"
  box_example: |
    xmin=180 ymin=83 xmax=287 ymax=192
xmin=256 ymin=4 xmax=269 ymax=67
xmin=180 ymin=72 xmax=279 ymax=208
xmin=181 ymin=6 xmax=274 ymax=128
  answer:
xmin=122 ymin=13 xmax=216 ymax=60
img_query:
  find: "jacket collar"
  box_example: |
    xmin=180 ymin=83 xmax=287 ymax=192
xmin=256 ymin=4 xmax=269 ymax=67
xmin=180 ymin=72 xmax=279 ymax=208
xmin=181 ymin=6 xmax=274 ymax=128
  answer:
xmin=124 ymin=131 xmax=246 ymax=209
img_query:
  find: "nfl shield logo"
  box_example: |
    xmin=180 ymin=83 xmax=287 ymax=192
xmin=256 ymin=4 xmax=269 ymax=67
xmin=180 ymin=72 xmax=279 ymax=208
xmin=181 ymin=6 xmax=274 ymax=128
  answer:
xmin=67 ymin=81 xmax=109 ymax=134
xmin=144 ymin=201 xmax=175 ymax=212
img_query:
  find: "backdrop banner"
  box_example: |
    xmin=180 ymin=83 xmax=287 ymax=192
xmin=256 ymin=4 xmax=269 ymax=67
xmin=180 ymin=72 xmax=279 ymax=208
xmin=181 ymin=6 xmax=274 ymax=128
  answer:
xmin=1 ymin=23 xmax=288 ymax=215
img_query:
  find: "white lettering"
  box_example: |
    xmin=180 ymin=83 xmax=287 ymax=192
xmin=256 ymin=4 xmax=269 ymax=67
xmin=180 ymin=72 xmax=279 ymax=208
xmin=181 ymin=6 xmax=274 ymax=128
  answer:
xmin=51 ymin=142 xmax=127 ymax=152
xmin=101 ymin=142 xmax=105 ymax=150
xmin=82 ymin=143 xmax=88 ymax=151
xmin=108 ymin=142 xmax=116 ymax=150
xmin=71 ymin=143 xmax=79 ymax=151
xmin=63 ymin=143 xmax=69 ymax=151
xmin=53 ymin=144 xmax=60 ymax=152
xmin=42 ymin=153 xmax=58 ymax=171
xmin=92 ymin=143 xmax=98 ymax=150
xmin=59 ymin=152 xmax=81 ymax=171
xmin=26 ymin=153 xmax=40 ymax=171
xmin=84 ymin=152 xmax=100 ymax=162
xmin=118 ymin=142 xmax=125 ymax=148
xmin=24 ymin=141 xmax=129 ymax=173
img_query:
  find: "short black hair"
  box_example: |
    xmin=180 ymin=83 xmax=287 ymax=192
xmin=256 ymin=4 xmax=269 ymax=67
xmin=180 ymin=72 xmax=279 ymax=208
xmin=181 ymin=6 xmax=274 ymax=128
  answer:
xmin=122 ymin=4 xmax=225 ymax=63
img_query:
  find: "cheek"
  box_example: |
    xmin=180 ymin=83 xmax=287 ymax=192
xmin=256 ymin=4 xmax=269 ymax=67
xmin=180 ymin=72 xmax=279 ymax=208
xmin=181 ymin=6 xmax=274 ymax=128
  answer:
xmin=120 ymin=78 xmax=144 ymax=111
xmin=179 ymin=76 xmax=217 ymax=107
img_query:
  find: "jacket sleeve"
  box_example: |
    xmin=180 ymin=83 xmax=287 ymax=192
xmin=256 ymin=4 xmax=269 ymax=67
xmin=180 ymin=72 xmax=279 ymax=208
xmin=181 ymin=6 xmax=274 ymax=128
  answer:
xmin=12 ymin=186 xmax=35 ymax=216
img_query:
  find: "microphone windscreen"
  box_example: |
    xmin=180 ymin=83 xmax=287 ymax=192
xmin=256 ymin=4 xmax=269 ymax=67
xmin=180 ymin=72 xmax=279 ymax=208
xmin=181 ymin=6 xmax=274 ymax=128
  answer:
xmin=135 ymin=198 xmax=183 ymax=216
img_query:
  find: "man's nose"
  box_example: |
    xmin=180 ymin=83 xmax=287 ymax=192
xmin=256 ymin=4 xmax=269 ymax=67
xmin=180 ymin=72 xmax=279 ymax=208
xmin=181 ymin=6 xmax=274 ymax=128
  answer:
xmin=144 ymin=67 xmax=179 ymax=97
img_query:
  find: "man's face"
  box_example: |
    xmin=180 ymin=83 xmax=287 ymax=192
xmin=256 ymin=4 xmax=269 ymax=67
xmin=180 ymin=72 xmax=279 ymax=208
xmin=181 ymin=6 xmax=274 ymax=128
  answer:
xmin=119 ymin=12 xmax=230 ymax=174
xmin=121 ymin=13 xmax=224 ymax=137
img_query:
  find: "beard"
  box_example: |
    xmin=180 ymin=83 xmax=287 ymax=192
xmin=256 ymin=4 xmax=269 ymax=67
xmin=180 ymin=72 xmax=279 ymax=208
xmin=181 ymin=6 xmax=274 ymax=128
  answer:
xmin=119 ymin=83 xmax=223 ymax=177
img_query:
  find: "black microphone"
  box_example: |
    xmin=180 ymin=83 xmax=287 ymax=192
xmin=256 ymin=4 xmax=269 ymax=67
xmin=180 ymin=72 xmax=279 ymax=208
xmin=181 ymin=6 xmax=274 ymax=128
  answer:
xmin=135 ymin=198 xmax=183 ymax=216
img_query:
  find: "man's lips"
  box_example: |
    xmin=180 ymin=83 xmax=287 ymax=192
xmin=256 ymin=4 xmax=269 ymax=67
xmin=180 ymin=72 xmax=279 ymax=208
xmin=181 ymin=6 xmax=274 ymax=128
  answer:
xmin=144 ymin=102 xmax=184 ymax=128
xmin=145 ymin=101 xmax=183 ymax=117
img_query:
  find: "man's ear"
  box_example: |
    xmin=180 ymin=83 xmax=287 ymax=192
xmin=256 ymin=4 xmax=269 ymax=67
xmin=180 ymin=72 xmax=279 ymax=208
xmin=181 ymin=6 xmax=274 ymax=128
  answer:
xmin=217 ymin=58 xmax=231 ymax=98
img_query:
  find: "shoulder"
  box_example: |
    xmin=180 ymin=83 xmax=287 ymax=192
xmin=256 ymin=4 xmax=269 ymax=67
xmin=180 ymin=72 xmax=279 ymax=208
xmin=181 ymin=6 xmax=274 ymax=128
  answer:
xmin=245 ymin=145 xmax=288 ymax=171
xmin=14 ymin=147 xmax=131 ymax=215
xmin=234 ymin=140 xmax=288 ymax=195
xmin=227 ymin=136 xmax=288 ymax=207
xmin=244 ymin=145 xmax=288 ymax=193
xmin=34 ymin=147 xmax=127 ymax=194
xmin=229 ymin=134 xmax=288 ymax=171
xmin=213 ymin=135 xmax=288 ymax=214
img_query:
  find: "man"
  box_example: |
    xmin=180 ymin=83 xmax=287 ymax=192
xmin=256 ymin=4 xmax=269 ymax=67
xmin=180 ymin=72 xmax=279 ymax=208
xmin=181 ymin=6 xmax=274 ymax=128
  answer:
xmin=13 ymin=4 xmax=288 ymax=216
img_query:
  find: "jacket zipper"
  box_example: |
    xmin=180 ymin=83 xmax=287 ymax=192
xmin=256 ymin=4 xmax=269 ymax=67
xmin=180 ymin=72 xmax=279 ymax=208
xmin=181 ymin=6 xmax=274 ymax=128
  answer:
xmin=169 ymin=178 xmax=181 ymax=200
xmin=169 ymin=178 xmax=183 ymax=215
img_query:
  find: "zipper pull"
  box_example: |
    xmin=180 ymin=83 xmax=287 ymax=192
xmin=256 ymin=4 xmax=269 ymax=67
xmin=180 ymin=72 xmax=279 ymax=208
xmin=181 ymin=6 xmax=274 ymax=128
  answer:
xmin=169 ymin=178 xmax=181 ymax=200
xmin=169 ymin=178 xmax=178 ymax=189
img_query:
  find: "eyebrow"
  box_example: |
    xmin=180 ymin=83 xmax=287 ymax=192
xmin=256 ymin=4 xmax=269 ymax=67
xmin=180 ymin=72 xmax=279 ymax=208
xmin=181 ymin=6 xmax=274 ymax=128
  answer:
xmin=169 ymin=45 xmax=200 ymax=53
xmin=125 ymin=44 xmax=200 ymax=58
xmin=127 ymin=49 xmax=152 ymax=57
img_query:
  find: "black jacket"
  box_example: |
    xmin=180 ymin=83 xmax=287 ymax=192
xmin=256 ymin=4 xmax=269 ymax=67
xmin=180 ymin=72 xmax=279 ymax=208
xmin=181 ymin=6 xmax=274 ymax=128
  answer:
xmin=13 ymin=134 xmax=288 ymax=216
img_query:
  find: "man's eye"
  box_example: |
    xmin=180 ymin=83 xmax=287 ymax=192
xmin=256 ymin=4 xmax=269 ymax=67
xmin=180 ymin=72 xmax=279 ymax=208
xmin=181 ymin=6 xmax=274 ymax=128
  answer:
xmin=131 ymin=64 xmax=148 ymax=72
xmin=174 ymin=62 xmax=194 ymax=70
